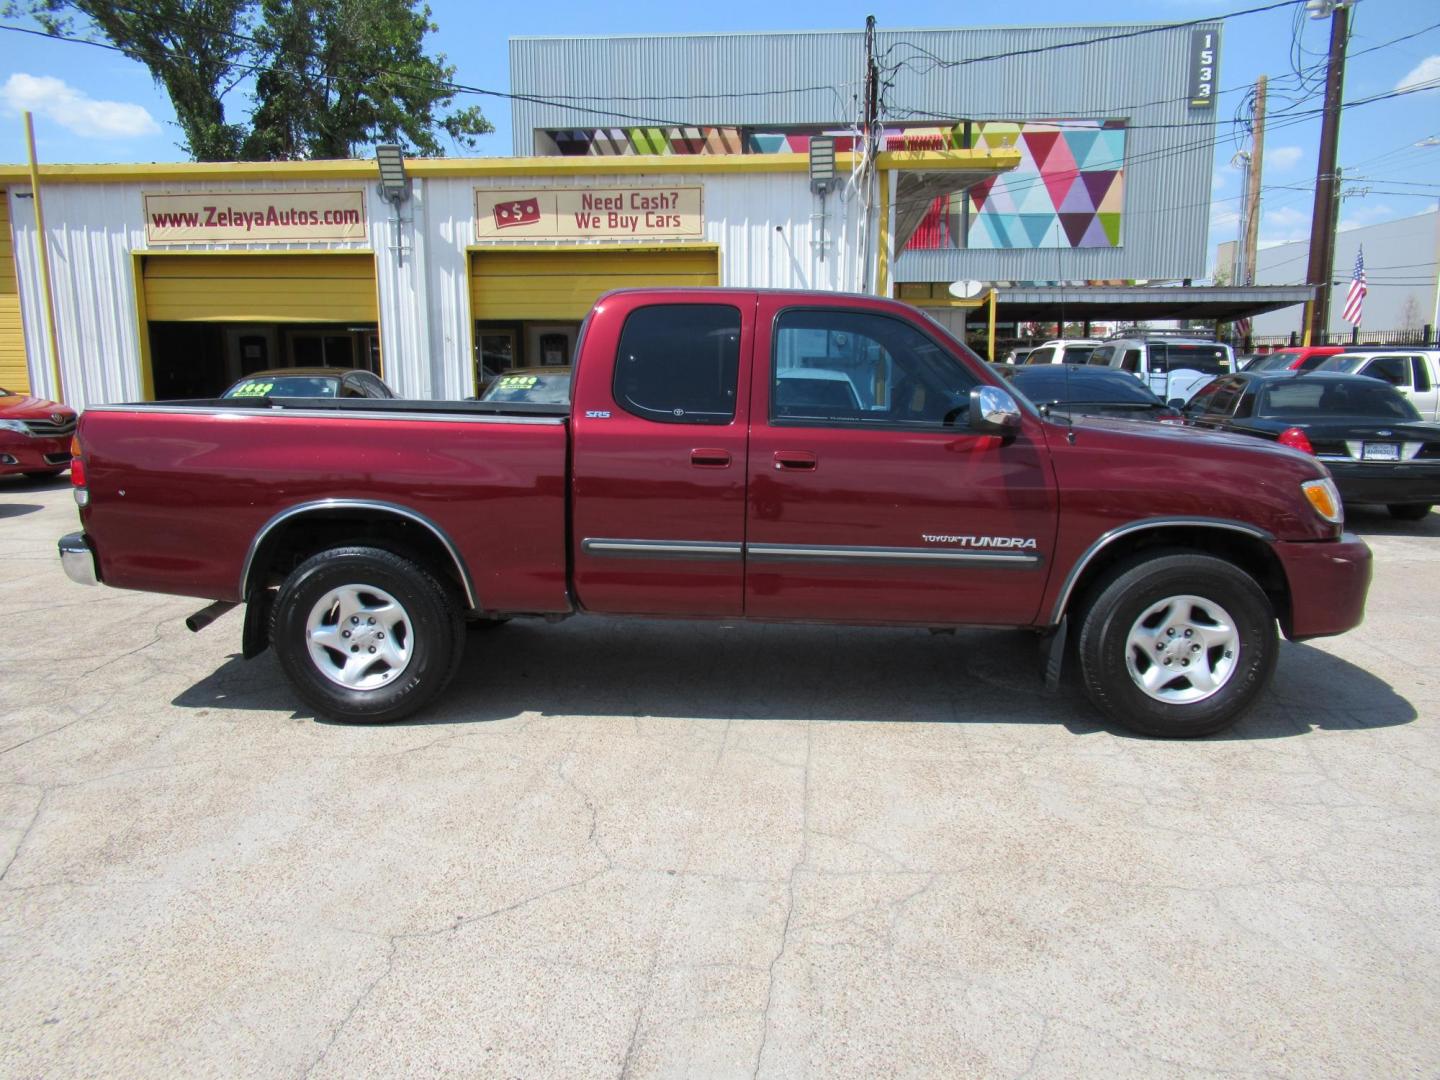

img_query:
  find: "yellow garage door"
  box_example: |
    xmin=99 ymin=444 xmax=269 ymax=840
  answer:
xmin=470 ymin=247 xmax=720 ymax=321
xmin=142 ymin=253 xmax=378 ymax=322
xmin=0 ymin=190 xmax=28 ymax=394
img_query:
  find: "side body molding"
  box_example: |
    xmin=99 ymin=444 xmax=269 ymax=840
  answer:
xmin=239 ymin=499 xmax=480 ymax=610
xmin=1048 ymin=516 xmax=1275 ymax=625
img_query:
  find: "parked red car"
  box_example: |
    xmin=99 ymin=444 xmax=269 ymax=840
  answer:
xmin=0 ymin=386 xmax=76 ymax=478
xmin=59 ymin=289 xmax=1372 ymax=738
xmin=1245 ymin=346 xmax=1345 ymax=373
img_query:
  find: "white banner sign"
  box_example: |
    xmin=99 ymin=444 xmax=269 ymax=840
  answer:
xmin=144 ymin=190 xmax=368 ymax=243
xmin=475 ymin=186 xmax=704 ymax=240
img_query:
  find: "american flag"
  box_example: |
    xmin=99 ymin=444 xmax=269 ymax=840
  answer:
xmin=1341 ymin=246 xmax=1367 ymax=326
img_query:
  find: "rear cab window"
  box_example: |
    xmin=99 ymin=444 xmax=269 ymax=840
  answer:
xmin=613 ymin=304 xmax=742 ymax=425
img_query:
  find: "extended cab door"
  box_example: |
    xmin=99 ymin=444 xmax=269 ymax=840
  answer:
xmin=569 ymin=292 xmax=754 ymax=616
xmin=744 ymin=297 xmax=1058 ymax=625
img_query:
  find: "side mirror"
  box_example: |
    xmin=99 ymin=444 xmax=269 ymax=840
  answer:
xmin=969 ymin=385 xmax=1022 ymax=436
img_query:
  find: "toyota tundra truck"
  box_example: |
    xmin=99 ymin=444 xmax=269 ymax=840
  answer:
xmin=58 ymin=289 xmax=1372 ymax=738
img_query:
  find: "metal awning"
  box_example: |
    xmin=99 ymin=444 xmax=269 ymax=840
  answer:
xmin=983 ymin=284 xmax=1316 ymax=321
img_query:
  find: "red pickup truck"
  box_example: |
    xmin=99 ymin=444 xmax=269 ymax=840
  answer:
xmin=58 ymin=289 xmax=1372 ymax=738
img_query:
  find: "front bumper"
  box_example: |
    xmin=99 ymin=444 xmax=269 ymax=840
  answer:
xmin=1274 ymin=532 xmax=1372 ymax=641
xmin=1328 ymin=462 xmax=1440 ymax=506
xmin=0 ymin=432 xmax=71 ymax=474
xmin=58 ymin=531 xmax=99 ymax=586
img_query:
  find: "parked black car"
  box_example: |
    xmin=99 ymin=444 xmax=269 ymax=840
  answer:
xmin=1183 ymin=370 xmax=1440 ymax=520
xmin=1007 ymin=366 xmax=1183 ymax=422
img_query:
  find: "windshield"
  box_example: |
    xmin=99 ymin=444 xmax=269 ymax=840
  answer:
xmin=480 ymin=371 xmax=572 ymax=404
xmin=1011 ymin=369 xmax=1163 ymax=406
xmin=1161 ymin=344 xmax=1230 ymax=374
xmin=223 ymin=376 xmax=339 ymax=398
xmin=1247 ymin=352 xmax=1301 ymax=372
xmin=1059 ymin=345 xmax=1097 ymax=365
xmin=1259 ymin=380 xmax=1420 ymax=421
xmin=1319 ymin=355 xmax=1371 ymax=374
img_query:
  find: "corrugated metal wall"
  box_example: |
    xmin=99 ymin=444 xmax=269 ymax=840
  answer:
xmin=8 ymin=169 xmax=861 ymax=407
xmin=510 ymin=24 xmax=1220 ymax=281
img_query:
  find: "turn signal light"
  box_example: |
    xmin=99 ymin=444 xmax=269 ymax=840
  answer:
xmin=1301 ymin=478 xmax=1343 ymax=524
xmin=1278 ymin=426 xmax=1314 ymax=454
xmin=69 ymin=434 xmax=87 ymax=505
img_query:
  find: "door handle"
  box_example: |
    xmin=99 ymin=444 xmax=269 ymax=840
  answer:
xmin=773 ymin=451 xmax=817 ymax=471
xmin=690 ymin=448 xmax=731 ymax=468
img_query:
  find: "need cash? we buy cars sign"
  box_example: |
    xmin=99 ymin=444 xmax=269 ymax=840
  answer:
xmin=143 ymin=191 xmax=368 ymax=243
xmin=476 ymin=187 xmax=703 ymax=240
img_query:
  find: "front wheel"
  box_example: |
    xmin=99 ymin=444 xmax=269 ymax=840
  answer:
xmin=272 ymin=546 xmax=464 ymax=723
xmin=1387 ymin=503 xmax=1432 ymax=521
xmin=1076 ymin=552 xmax=1277 ymax=738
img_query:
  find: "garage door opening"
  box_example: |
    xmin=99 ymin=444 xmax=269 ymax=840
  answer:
xmin=140 ymin=253 xmax=380 ymax=399
xmin=469 ymin=246 xmax=719 ymax=392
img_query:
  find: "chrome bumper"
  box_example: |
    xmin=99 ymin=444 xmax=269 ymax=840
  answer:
xmin=58 ymin=531 xmax=98 ymax=586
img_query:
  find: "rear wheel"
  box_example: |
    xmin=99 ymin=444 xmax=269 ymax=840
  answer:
xmin=272 ymin=546 xmax=464 ymax=723
xmin=1387 ymin=503 xmax=1432 ymax=521
xmin=1076 ymin=552 xmax=1277 ymax=738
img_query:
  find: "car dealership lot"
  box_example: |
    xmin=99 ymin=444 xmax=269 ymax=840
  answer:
xmin=2 ymin=477 xmax=1438 ymax=1078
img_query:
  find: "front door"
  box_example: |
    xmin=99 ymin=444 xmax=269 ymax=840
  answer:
xmin=744 ymin=298 xmax=1058 ymax=625
xmin=570 ymin=294 xmax=754 ymax=616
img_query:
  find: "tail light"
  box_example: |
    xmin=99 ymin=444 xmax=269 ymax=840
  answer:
xmin=70 ymin=434 xmax=88 ymax=506
xmin=1278 ymin=426 xmax=1314 ymax=455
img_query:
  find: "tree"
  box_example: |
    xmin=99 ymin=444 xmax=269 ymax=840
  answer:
xmin=11 ymin=0 xmax=492 ymax=160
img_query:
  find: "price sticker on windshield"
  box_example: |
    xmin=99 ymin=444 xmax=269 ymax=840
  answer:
xmin=498 ymin=375 xmax=538 ymax=390
xmin=230 ymin=381 xmax=275 ymax=397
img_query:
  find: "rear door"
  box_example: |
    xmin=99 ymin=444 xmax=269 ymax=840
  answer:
xmin=1408 ymin=355 xmax=1439 ymax=421
xmin=569 ymin=292 xmax=754 ymax=616
xmin=743 ymin=297 xmax=1057 ymax=625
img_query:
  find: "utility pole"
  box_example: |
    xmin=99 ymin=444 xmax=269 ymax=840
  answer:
xmin=1242 ymin=74 xmax=1267 ymax=285
xmin=860 ymin=14 xmax=879 ymax=294
xmin=1304 ymin=1 xmax=1349 ymax=344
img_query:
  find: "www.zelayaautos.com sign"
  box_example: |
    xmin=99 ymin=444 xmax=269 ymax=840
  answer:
xmin=143 ymin=191 xmax=368 ymax=243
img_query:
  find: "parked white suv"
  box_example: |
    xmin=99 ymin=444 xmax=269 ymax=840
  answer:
xmin=1023 ymin=339 xmax=1103 ymax=366
xmin=1318 ymin=349 xmax=1440 ymax=421
xmin=1088 ymin=334 xmax=1233 ymax=404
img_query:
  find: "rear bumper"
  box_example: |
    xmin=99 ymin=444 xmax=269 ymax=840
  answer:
xmin=1274 ymin=533 xmax=1372 ymax=641
xmin=1328 ymin=462 xmax=1440 ymax=506
xmin=58 ymin=531 xmax=99 ymax=586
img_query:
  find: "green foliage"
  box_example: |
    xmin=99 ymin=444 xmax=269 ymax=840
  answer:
xmin=9 ymin=0 xmax=492 ymax=161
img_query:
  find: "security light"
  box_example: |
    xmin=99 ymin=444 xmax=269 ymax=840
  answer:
xmin=809 ymin=136 xmax=836 ymax=196
xmin=375 ymin=144 xmax=410 ymax=204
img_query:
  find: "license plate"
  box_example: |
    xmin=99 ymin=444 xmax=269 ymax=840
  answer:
xmin=1362 ymin=442 xmax=1400 ymax=461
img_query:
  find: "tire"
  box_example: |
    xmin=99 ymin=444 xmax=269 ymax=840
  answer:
xmin=23 ymin=469 xmax=66 ymax=480
xmin=272 ymin=546 xmax=464 ymax=723
xmin=1387 ymin=503 xmax=1432 ymax=521
xmin=1076 ymin=552 xmax=1277 ymax=739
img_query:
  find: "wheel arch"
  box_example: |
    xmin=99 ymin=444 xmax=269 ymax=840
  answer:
xmin=240 ymin=500 xmax=479 ymax=611
xmin=1051 ymin=518 xmax=1290 ymax=630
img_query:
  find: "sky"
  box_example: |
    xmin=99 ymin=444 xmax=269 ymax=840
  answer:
xmin=1 ymin=0 xmax=1436 ymax=277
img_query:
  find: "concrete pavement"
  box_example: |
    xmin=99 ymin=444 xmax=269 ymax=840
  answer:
xmin=2 ymin=474 xmax=1438 ymax=1078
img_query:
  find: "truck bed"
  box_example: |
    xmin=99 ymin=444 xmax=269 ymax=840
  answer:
xmin=77 ymin=398 xmax=573 ymax=613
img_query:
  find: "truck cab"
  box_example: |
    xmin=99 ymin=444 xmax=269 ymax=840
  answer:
xmin=1088 ymin=333 xmax=1233 ymax=405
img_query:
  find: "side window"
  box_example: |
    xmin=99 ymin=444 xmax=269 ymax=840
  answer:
xmin=771 ymin=309 xmax=976 ymax=428
xmin=1410 ymin=357 xmax=1431 ymax=392
xmin=1121 ymin=349 xmax=1142 ymax=373
xmin=1025 ymin=347 xmax=1056 ymax=365
xmin=1184 ymin=379 xmax=1223 ymax=416
xmin=1089 ymin=345 xmax=1115 ymax=367
xmin=1149 ymin=343 xmax=1167 ymax=373
xmin=1206 ymin=378 xmax=1244 ymax=417
xmin=1233 ymin=384 xmax=1256 ymax=418
xmin=613 ymin=304 xmax=741 ymax=425
xmin=339 ymin=378 xmax=366 ymax=398
xmin=1364 ymin=356 xmax=1409 ymax=388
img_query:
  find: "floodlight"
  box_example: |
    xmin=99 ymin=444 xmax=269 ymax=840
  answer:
xmin=809 ymin=136 xmax=836 ymax=196
xmin=375 ymin=144 xmax=410 ymax=204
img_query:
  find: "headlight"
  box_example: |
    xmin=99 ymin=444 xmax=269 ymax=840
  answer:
xmin=1301 ymin=477 xmax=1343 ymax=524
xmin=0 ymin=419 xmax=29 ymax=434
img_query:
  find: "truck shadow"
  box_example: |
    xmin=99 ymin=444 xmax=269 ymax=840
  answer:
xmin=172 ymin=618 xmax=1415 ymax=741
xmin=0 ymin=502 xmax=43 ymax=519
